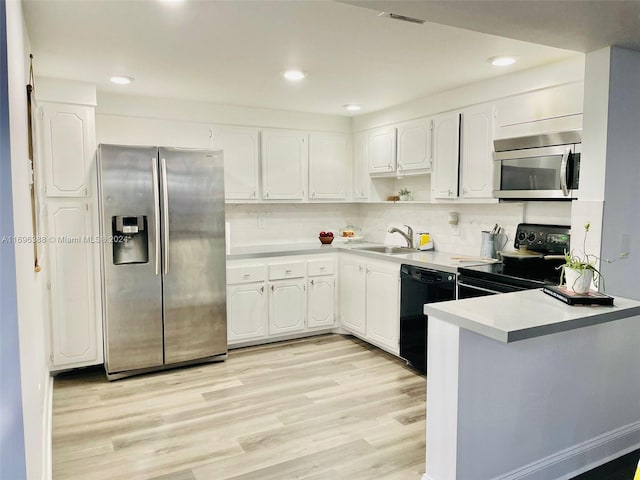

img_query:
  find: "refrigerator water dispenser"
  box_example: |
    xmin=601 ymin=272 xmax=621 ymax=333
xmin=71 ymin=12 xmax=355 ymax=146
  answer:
xmin=112 ymin=215 xmax=149 ymax=265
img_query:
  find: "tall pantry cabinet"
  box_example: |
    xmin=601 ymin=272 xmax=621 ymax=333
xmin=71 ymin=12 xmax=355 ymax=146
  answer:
xmin=35 ymin=80 xmax=103 ymax=370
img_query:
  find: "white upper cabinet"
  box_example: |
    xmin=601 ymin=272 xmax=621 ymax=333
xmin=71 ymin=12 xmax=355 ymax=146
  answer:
xmin=308 ymin=132 xmax=348 ymax=200
xmin=431 ymin=112 xmax=461 ymax=199
xmin=397 ymin=118 xmax=432 ymax=174
xmin=39 ymin=103 xmax=95 ymax=197
xmin=261 ymin=129 xmax=306 ymax=200
xmin=368 ymin=126 xmax=397 ymax=175
xmin=353 ymin=132 xmax=369 ymax=200
xmin=214 ymin=126 xmax=260 ymax=201
xmin=460 ymin=104 xmax=496 ymax=199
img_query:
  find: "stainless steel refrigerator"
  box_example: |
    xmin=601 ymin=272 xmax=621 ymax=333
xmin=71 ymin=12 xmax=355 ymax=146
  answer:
xmin=97 ymin=144 xmax=227 ymax=380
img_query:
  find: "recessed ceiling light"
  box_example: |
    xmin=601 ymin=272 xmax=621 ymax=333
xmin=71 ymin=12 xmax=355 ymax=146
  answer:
xmin=110 ymin=75 xmax=134 ymax=85
xmin=489 ymin=56 xmax=517 ymax=67
xmin=344 ymin=104 xmax=361 ymax=112
xmin=282 ymin=70 xmax=306 ymax=82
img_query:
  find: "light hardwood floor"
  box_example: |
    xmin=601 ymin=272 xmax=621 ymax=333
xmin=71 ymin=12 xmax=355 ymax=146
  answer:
xmin=52 ymin=334 xmax=426 ymax=480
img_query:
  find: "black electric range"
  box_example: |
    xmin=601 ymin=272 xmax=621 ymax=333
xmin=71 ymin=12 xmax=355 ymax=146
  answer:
xmin=457 ymin=223 xmax=570 ymax=298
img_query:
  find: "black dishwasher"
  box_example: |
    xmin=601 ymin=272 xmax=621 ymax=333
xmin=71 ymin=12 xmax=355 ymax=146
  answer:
xmin=400 ymin=264 xmax=456 ymax=374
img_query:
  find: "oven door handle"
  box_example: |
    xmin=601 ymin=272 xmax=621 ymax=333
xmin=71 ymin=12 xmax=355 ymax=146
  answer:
xmin=457 ymin=281 xmax=503 ymax=295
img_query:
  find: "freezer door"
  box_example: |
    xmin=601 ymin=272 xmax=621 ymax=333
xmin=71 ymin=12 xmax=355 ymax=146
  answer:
xmin=159 ymin=147 xmax=227 ymax=364
xmin=97 ymin=145 xmax=164 ymax=374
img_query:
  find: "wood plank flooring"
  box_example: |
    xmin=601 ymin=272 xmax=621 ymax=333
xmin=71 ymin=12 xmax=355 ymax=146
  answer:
xmin=52 ymin=335 xmax=426 ymax=480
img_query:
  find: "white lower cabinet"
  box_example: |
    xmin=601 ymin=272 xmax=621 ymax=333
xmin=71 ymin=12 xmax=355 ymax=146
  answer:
xmin=47 ymin=199 xmax=103 ymax=368
xmin=226 ymin=255 xmax=336 ymax=346
xmin=365 ymin=261 xmax=400 ymax=354
xmin=338 ymin=257 xmax=367 ymax=335
xmin=339 ymin=254 xmax=400 ymax=355
xmin=226 ymin=282 xmax=267 ymax=342
xmin=268 ymin=279 xmax=306 ymax=335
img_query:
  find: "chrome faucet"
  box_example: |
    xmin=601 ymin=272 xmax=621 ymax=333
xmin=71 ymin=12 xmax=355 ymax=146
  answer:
xmin=388 ymin=225 xmax=414 ymax=249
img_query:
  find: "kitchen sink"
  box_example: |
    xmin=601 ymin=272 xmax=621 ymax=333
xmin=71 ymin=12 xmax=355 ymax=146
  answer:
xmin=354 ymin=246 xmax=417 ymax=255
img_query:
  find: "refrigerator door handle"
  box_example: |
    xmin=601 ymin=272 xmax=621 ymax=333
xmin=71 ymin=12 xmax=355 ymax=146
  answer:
xmin=161 ymin=157 xmax=169 ymax=275
xmin=152 ymin=158 xmax=161 ymax=276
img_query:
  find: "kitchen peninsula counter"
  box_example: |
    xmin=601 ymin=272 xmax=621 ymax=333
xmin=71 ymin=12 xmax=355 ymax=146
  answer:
xmin=423 ymin=289 xmax=640 ymax=480
xmin=424 ymin=288 xmax=640 ymax=342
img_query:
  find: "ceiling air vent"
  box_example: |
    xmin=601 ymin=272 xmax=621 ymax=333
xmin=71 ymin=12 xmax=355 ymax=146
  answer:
xmin=379 ymin=12 xmax=426 ymax=25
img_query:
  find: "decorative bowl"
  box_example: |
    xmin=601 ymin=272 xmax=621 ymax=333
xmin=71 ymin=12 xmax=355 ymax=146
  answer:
xmin=319 ymin=236 xmax=334 ymax=245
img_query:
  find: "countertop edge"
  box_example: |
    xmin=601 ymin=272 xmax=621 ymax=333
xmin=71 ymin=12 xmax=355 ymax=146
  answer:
xmin=227 ymin=243 xmax=480 ymax=273
xmin=425 ymin=291 xmax=640 ymax=343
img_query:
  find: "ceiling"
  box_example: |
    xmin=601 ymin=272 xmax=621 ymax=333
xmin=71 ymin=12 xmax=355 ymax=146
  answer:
xmin=21 ymin=0 xmax=615 ymax=116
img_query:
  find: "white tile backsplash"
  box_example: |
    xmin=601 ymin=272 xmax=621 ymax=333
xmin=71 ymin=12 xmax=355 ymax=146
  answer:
xmin=225 ymin=201 xmax=572 ymax=256
xmin=225 ymin=203 xmax=360 ymax=247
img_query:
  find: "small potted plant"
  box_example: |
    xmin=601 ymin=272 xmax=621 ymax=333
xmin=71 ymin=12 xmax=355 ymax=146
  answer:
xmin=560 ymin=223 xmax=602 ymax=293
xmin=398 ymin=188 xmax=411 ymax=201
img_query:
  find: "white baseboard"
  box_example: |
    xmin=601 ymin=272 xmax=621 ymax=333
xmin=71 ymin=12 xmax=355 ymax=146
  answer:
xmin=494 ymin=420 xmax=640 ymax=480
xmin=42 ymin=374 xmax=53 ymax=480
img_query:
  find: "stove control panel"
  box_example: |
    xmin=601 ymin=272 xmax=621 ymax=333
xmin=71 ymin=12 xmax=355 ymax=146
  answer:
xmin=514 ymin=223 xmax=571 ymax=254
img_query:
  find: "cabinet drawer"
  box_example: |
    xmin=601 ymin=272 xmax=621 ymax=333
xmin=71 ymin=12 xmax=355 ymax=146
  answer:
xmin=268 ymin=261 xmax=305 ymax=280
xmin=307 ymin=259 xmax=335 ymax=276
xmin=227 ymin=265 xmax=266 ymax=285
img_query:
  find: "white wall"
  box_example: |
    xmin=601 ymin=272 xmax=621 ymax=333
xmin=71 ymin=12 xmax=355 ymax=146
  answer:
xmin=95 ymin=90 xmax=351 ymax=150
xmin=5 ymin=2 xmax=51 ymax=479
xmin=353 ymin=56 xmax=584 ymax=132
xmin=599 ymin=47 xmax=640 ymax=299
xmin=426 ymin=314 xmax=640 ymax=480
xmin=0 ymin=1 xmax=27 ymax=477
xmin=225 ymin=203 xmax=360 ymax=248
xmin=576 ymin=47 xmax=640 ymax=300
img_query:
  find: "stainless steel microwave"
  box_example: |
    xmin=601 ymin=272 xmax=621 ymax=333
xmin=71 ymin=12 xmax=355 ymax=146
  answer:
xmin=493 ymin=130 xmax=581 ymax=200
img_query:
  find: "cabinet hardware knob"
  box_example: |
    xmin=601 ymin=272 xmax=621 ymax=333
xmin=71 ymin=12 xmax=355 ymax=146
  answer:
xmin=260 ymin=286 xmax=264 ymax=293
xmin=285 ymin=269 xmax=292 ymax=274
xmin=271 ymin=285 xmax=274 ymax=291
xmin=243 ymin=273 xmax=250 ymax=278
xmin=310 ymin=279 xmax=314 ymax=286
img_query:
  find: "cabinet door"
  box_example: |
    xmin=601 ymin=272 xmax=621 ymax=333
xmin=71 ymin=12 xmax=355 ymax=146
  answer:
xmin=261 ymin=129 xmax=306 ymax=200
xmin=368 ymin=126 xmax=396 ymax=174
xmin=227 ymin=283 xmax=267 ymax=343
xmin=397 ymin=119 xmax=431 ymax=173
xmin=268 ymin=279 xmax=306 ymax=335
xmin=353 ymin=132 xmax=369 ymax=200
xmin=432 ymin=112 xmax=461 ymax=199
xmin=307 ymin=277 xmax=335 ymax=328
xmin=39 ymin=103 xmax=95 ymax=197
xmin=461 ymin=104 xmax=495 ymax=199
xmin=338 ymin=257 xmax=366 ymax=335
xmin=365 ymin=261 xmax=400 ymax=355
xmin=309 ymin=133 xmax=348 ymax=199
xmin=47 ymin=200 xmax=102 ymax=367
xmin=215 ymin=126 xmax=260 ymax=200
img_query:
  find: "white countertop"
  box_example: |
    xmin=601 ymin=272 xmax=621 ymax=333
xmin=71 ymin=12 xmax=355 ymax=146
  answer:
xmin=227 ymin=241 xmax=494 ymax=273
xmin=424 ymin=288 xmax=640 ymax=343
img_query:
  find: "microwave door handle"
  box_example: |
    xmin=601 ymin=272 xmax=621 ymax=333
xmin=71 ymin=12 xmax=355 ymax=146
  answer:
xmin=560 ymin=147 xmax=571 ymax=196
